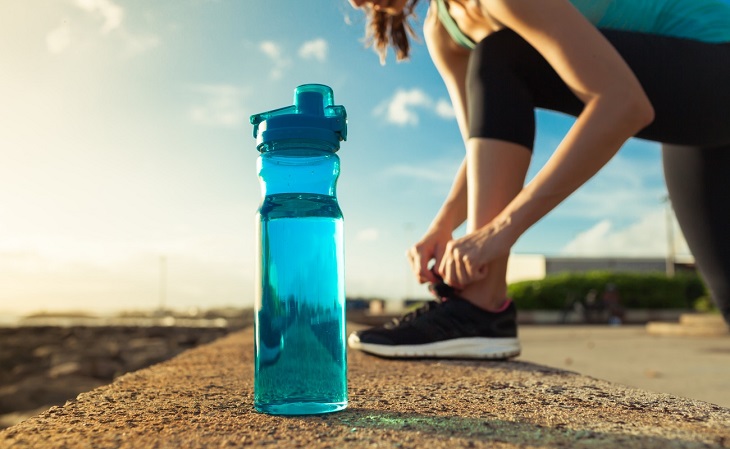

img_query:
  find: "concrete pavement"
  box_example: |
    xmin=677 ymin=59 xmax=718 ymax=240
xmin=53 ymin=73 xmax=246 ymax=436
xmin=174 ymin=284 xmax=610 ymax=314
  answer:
xmin=519 ymin=325 xmax=730 ymax=408
xmin=1 ymin=326 xmax=728 ymax=448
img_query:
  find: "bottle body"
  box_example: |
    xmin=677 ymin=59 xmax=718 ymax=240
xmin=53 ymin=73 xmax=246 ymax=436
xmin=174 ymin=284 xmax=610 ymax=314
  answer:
xmin=254 ymin=146 xmax=347 ymax=415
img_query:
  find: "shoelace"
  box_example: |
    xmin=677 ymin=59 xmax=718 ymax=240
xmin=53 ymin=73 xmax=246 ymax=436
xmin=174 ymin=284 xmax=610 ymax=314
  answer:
xmin=386 ymin=277 xmax=462 ymax=327
xmin=390 ymin=299 xmax=444 ymax=326
xmin=386 ymin=278 xmax=459 ymax=326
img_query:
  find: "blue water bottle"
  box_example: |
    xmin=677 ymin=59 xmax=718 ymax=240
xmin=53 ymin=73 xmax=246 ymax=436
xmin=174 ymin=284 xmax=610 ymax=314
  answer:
xmin=250 ymin=84 xmax=348 ymax=415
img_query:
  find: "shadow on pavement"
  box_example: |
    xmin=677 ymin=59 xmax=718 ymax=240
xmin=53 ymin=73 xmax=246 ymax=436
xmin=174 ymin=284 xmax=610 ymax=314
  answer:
xmin=328 ymin=407 xmax=709 ymax=448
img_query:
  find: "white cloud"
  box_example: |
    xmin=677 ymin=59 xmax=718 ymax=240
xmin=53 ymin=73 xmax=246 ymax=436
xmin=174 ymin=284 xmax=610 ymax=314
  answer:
xmin=356 ymin=228 xmax=379 ymax=242
xmin=378 ymin=88 xmax=431 ymax=126
xmin=188 ymin=85 xmax=249 ymax=128
xmin=299 ymin=38 xmax=328 ymax=62
xmin=45 ymin=0 xmax=159 ymax=56
xmin=259 ymin=41 xmax=291 ymax=79
xmin=75 ymin=0 xmax=124 ymax=34
xmin=46 ymin=20 xmax=72 ymax=54
xmin=259 ymin=41 xmax=282 ymax=59
xmin=374 ymin=89 xmax=455 ymax=126
xmin=561 ymin=208 xmax=690 ymax=257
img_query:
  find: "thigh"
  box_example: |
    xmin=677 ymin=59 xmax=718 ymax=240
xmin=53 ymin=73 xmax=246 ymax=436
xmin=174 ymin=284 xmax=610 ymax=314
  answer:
xmin=467 ymin=30 xmax=540 ymax=149
xmin=466 ymin=29 xmax=585 ymax=148
xmin=606 ymin=31 xmax=730 ymax=146
xmin=467 ymin=29 xmax=730 ymax=147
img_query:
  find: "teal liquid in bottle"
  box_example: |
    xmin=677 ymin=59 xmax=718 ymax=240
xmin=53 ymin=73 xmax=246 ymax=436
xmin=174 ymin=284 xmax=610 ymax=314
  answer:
xmin=251 ymin=85 xmax=348 ymax=415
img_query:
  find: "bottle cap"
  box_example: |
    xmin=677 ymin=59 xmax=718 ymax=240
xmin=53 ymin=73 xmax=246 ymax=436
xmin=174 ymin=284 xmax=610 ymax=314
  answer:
xmin=250 ymin=84 xmax=347 ymax=151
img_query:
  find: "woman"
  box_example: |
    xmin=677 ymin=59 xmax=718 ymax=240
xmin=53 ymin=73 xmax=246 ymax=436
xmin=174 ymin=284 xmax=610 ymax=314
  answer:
xmin=347 ymin=0 xmax=730 ymax=359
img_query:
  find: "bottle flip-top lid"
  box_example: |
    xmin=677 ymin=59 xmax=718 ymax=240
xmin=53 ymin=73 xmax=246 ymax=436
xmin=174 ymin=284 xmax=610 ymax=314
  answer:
xmin=250 ymin=84 xmax=347 ymax=151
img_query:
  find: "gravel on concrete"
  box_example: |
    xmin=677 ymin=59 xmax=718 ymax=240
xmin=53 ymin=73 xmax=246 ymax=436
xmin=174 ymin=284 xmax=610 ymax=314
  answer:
xmin=1 ymin=327 xmax=729 ymax=449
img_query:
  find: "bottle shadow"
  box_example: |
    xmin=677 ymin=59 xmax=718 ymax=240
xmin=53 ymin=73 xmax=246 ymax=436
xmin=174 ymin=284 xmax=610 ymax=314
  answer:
xmin=325 ymin=407 xmax=707 ymax=448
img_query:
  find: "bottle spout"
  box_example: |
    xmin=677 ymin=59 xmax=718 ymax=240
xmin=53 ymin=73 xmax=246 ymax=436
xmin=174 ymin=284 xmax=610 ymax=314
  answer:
xmin=295 ymin=87 xmax=326 ymax=116
xmin=250 ymin=84 xmax=347 ymax=150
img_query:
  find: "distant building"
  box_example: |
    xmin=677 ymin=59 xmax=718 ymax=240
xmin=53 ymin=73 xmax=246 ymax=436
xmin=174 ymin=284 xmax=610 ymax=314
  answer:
xmin=346 ymin=297 xmax=385 ymax=314
xmin=507 ymin=254 xmax=696 ymax=283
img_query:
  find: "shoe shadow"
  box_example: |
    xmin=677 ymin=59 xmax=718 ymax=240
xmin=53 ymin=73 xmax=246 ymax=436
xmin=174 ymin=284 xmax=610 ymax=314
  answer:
xmin=352 ymin=350 xmax=579 ymax=376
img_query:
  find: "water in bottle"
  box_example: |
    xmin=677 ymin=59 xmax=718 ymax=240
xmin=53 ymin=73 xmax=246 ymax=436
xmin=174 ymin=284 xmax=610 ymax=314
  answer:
xmin=250 ymin=84 xmax=348 ymax=415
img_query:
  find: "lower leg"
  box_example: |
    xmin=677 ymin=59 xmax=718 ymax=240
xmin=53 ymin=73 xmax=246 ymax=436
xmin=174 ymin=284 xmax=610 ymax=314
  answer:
xmin=459 ymin=138 xmax=531 ymax=311
xmin=663 ymin=144 xmax=730 ymax=324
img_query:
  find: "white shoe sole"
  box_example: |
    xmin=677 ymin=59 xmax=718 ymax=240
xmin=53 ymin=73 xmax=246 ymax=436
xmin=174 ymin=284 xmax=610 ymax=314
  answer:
xmin=348 ymin=332 xmax=521 ymax=360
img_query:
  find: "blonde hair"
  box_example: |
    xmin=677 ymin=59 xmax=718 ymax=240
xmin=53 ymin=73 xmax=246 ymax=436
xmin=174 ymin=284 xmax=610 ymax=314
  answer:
xmin=364 ymin=0 xmax=422 ymax=64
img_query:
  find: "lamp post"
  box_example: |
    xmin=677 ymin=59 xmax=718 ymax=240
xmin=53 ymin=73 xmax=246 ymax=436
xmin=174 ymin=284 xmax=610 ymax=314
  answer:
xmin=663 ymin=196 xmax=676 ymax=277
xmin=159 ymin=255 xmax=167 ymax=312
xmin=404 ymin=222 xmax=414 ymax=301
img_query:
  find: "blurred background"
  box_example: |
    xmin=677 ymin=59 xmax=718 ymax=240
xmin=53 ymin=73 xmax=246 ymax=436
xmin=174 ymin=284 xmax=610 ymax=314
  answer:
xmin=0 ymin=0 xmax=690 ymax=318
xmin=4 ymin=0 xmax=727 ymax=430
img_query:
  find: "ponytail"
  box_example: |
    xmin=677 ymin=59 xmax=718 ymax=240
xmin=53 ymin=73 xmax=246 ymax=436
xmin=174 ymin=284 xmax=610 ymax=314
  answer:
xmin=364 ymin=0 xmax=422 ymax=64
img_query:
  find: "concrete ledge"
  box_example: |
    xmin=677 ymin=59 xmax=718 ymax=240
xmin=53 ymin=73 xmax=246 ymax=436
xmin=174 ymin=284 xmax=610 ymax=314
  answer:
xmin=518 ymin=309 xmax=688 ymax=325
xmin=2 ymin=327 xmax=729 ymax=448
xmin=647 ymin=313 xmax=729 ymax=337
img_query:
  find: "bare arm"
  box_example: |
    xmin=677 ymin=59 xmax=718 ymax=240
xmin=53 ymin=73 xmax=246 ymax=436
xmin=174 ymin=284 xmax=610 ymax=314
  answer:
xmin=490 ymin=0 xmax=653 ymax=230
xmin=424 ymin=6 xmax=472 ymax=233
xmin=444 ymin=0 xmax=655 ymax=276
xmin=407 ymin=7 xmax=472 ymax=283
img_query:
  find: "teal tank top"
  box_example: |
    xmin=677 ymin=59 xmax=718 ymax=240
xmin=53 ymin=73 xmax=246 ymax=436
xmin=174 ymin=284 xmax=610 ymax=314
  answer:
xmin=435 ymin=0 xmax=730 ymax=50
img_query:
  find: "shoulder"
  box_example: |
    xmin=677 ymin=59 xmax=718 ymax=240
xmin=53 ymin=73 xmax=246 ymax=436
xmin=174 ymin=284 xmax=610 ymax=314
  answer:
xmin=424 ymin=1 xmax=471 ymax=65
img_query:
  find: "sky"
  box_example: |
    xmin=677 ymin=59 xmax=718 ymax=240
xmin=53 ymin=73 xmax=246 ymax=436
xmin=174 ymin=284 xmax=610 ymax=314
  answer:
xmin=0 ymin=0 xmax=690 ymax=315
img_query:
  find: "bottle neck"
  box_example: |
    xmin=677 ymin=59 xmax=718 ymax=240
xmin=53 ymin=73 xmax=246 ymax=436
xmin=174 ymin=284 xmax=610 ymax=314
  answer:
xmin=257 ymin=141 xmax=340 ymax=197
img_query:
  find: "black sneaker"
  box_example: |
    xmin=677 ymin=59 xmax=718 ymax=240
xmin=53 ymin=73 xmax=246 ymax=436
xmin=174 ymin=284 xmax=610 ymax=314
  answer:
xmin=347 ymin=295 xmax=521 ymax=359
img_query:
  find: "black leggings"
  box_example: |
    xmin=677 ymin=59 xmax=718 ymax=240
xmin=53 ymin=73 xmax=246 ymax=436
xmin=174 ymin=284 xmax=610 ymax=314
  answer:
xmin=466 ymin=29 xmax=730 ymax=323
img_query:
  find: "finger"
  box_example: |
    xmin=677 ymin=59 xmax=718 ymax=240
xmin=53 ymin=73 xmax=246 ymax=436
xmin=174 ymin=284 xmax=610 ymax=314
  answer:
xmin=408 ymin=246 xmax=436 ymax=284
xmin=437 ymin=251 xmax=448 ymax=284
xmin=428 ymin=264 xmax=442 ymax=283
xmin=433 ymin=244 xmax=446 ymax=274
xmin=417 ymin=250 xmax=437 ymax=284
xmin=461 ymin=252 xmax=482 ymax=285
xmin=408 ymin=248 xmax=423 ymax=283
xmin=406 ymin=247 xmax=423 ymax=282
xmin=439 ymin=248 xmax=462 ymax=289
xmin=453 ymin=248 xmax=470 ymax=288
xmin=421 ymin=261 xmax=438 ymax=284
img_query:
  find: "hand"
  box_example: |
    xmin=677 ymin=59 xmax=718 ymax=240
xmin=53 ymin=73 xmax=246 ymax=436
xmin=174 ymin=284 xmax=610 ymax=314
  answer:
xmin=437 ymin=219 xmax=514 ymax=288
xmin=407 ymin=227 xmax=452 ymax=284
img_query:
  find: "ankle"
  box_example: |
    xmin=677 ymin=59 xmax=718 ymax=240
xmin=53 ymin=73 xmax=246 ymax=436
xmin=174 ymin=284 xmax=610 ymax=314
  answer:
xmin=475 ymin=298 xmax=510 ymax=313
xmin=459 ymin=289 xmax=509 ymax=313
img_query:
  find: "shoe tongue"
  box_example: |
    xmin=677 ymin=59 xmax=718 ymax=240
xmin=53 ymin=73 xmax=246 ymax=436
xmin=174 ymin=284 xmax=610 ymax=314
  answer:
xmin=429 ymin=281 xmax=459 ymax=300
